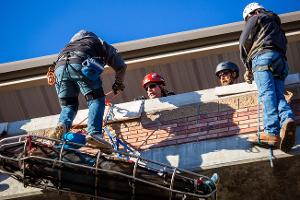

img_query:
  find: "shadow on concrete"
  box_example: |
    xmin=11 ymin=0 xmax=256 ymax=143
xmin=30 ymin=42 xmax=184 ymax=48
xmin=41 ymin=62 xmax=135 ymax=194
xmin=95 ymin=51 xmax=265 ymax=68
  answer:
xmin=0 ymin=173 xmax=9 ymax=192
xmin=135 ymin=92 xmax=250 ymax=170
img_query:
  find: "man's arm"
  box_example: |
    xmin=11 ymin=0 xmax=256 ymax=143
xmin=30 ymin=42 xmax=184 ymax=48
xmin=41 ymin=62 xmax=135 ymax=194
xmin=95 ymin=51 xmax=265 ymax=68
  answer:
xmin=239 ymin=15 xmax=259 ymax=70
xmin=101 ymin=41 xmax=127 ymax=94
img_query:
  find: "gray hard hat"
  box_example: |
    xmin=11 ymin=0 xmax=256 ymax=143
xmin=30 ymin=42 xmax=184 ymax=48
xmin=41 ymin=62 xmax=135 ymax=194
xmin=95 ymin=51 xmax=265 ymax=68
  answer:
xmin=215 ymin=61 xmax=239 ymax=78
xmin=70 ymin=30 xmax=98 ymax=43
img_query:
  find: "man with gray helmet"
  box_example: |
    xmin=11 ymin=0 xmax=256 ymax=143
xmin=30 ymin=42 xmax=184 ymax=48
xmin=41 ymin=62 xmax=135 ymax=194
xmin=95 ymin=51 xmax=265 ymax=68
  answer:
xmin=215 ymin=61 xmax=239 ymax=86
xmin=239 ymin=2 xmax=295 ymax=152
xmin=51 ymin=30 xmax=127 ymax=148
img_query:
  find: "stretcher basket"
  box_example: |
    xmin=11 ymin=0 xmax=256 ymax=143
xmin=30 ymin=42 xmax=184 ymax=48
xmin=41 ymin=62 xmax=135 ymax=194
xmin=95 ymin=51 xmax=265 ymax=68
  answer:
xmin=0 ymin=135 xmax=217 ymax=200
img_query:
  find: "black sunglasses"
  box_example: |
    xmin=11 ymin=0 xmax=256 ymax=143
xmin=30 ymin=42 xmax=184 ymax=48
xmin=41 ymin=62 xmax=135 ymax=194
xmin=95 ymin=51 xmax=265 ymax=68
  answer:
xmin=145 ymin=83 xmax=159 ymax=91
xmin=218 ymin=71 xmax=231 ymax=78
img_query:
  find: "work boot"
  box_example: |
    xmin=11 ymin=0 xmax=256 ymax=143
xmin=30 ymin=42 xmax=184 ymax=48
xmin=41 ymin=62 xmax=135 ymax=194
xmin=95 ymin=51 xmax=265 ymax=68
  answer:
xmin=86 ymin=134 xmax=112 ymax=152
xmin=280 ymin=118 xmax=296 ymax=153
xmin=49 ymin=123 xmax=66 ymax=139
xmin=210 ymin=173 xmax=220 ymax=186
xmin=248 ymin=132 xmax=280 ymax=146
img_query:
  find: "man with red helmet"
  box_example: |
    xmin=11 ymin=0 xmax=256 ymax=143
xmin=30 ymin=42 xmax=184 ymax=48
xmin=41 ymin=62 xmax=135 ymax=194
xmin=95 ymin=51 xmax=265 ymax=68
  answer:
xmin=136 ymin=73 xmax=175 ymax=100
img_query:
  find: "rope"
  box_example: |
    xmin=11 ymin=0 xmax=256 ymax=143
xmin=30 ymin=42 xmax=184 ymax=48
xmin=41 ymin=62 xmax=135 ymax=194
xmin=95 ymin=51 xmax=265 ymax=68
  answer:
xmin=257 ymin=95 xmax=274 ymax=168
xmin=71 ymin=91 xmax=121 ymax=131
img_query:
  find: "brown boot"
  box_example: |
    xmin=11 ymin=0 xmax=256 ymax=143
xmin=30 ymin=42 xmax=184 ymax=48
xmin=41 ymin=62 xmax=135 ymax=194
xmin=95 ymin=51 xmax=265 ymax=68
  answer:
xmin=49 ymin=123 xmax=66 ymax=139
xmin=280 ymin=118 xmax=296 ymax=153
xmin=248 ymin=132 xmax=280 ymax=146
xmin=86 ymin=134 xmax=112 ymax=154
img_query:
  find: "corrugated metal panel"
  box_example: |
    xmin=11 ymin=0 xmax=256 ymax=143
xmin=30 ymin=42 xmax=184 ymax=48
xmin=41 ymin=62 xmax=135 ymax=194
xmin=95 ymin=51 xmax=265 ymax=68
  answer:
xmin=1 ymin=42 xmax=300 ymax=122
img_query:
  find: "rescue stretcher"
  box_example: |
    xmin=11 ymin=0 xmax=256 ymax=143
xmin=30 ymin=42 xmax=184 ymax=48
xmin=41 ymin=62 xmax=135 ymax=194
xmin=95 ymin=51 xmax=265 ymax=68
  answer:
xmin=0 ymin=135 xmax=218 ymax=200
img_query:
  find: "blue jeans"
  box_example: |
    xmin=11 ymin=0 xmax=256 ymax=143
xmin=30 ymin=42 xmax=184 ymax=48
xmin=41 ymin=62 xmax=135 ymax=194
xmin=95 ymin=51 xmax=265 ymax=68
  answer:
xmin=252 ymin=51 xmax=294 ymax=135
xmin=55 ymin=63 xmax=105 ymax=135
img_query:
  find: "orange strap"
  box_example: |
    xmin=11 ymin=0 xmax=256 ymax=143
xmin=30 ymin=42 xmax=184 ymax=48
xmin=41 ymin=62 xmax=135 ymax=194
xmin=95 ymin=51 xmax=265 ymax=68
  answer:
xmin=47 ymin=67 xmax=56 ymax=86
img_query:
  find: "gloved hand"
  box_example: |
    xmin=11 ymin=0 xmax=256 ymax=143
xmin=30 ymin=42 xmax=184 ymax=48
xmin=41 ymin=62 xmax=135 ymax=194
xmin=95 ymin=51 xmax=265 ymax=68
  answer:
xmin=244 ymin=69 xmax=253 ymax=84
xmin=112 ymin=81 xmax=125 ymax=94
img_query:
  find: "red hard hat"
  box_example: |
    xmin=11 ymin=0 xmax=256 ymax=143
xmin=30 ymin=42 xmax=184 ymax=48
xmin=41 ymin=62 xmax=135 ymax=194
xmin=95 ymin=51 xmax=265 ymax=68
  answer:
xmin=142 ymin=73 xmax=165 ymax=88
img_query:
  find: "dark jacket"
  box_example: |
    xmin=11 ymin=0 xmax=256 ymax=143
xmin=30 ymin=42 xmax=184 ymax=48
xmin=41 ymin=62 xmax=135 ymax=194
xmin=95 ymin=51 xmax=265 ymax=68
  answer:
xmin=56 ymin=30 xmax=126 ymax=83
xmin=239 ymin=10 xmax=287 ymax=70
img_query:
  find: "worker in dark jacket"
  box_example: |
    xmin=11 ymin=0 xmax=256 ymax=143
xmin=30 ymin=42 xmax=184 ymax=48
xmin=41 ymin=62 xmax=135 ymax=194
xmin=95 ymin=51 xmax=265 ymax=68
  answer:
xmin=135 ymin=73 xmax=175 ymax=100
xmin=239 ymin=3 xmax=295 ymax=152
xmin=215 ymin=61 xmax=239 ymax=86
xmin=51 ymin=30 xmax=127 ymax=148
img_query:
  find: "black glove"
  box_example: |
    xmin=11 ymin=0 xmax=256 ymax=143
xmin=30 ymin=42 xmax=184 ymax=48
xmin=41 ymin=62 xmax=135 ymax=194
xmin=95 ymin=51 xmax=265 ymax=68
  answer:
xmin=112 ymin=81 xmax=125 ymax=94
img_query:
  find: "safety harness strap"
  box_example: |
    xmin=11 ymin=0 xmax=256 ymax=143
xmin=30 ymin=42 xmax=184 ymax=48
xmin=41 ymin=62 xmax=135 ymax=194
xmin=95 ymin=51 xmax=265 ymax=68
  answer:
xmin=252 ymin=55 xmax=285 ymax=79
xmin=59 ymin=97 xmax=79 ymax=106
xmin=85 ymin=89 xmax=105 ymax=101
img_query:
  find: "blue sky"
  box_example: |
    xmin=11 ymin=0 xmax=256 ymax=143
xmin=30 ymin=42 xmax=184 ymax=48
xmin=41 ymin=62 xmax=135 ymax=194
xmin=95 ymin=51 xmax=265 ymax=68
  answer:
xmin=1 ymin=0 xmax=299 ymax=63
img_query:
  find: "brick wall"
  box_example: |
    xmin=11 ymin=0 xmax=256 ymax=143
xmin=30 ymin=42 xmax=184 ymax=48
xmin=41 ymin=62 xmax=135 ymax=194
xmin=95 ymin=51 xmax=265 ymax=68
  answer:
xmin=106 ymin=88 xmax=300 ymax=151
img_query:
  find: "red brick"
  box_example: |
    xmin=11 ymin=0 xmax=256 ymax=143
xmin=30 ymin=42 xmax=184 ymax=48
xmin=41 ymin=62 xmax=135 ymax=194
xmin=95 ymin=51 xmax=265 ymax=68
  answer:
xmin=188 ymin=131 xmax=207 ymax=137
xmin=239 ymin=118 xmax=258 ymax=125
xmin=208 ymin=119 xmax=228 ymax=126
xmin=248 ymin=106 xmax=262 ymax=112
xmin=152 ymin=139 xmax=177 ymax=148
xmin=208 ymin=127 xmax=228 ymax=134
xmin=198 ymin=134 xmax=207 ymax=141
xmin=199 ymin=117 xmax=218 ymax=123
xmin=207 ymin=111 xmax=228 ymax=118
xmin=146 ymin=138 xmax=165 ymax=145
xmin=232 ymin=116 xmax=249 ymax=122
xmin=178 ymin=120 xmax=196 ymax=127
xmin=188 ymin=122 xmax=207 ymax=129
xmin=127 ymin=132 xmax=148 ymax=139
xmin=186 ymin=128 xmax=199 ymax=135
xmin=236 ymin=108 xmax=248 ymax=113
xmin=129 ymin=126 xmax=141 ymax=131
xmin=172 ymin=126 xmax=187 ymax=132
xmin=218 ymin=130 xmax=239 ymax=137
xmin=159 ymin=123 xmax=178 ymax=130
xmin=126 ymin=138 xmax=137 ymax=143
xmin=206 ymin=133 xmax=218 ymax=139
xmin=162 ymin=117 xmax=187 ymax=125
xmin=168 ymin=134 xmax=187 ymax=140
xmin=238 ymin=110 xmax=257 ymax=117
xmin=239 ymin=126 xmax=258 ymax=134
xmin=156 ymin=132 xmax=170 ymax=138
xmin=188 ymin=115 xmax=200 ymax=121
xmin=176 ymin=136 xmax=198 ymax=144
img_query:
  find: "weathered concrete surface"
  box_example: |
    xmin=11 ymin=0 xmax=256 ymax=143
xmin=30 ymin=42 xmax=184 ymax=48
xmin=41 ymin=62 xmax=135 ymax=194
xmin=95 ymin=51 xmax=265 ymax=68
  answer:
xmin=202 ymin=155 xmax=300 ymax=200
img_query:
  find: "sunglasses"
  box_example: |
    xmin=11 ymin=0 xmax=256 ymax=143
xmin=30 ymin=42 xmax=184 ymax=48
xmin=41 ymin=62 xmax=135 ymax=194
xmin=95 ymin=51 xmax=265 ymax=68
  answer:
xmin=218 ymin=71 xmax=231 ymax=78
xmin=145 ymin=83 xmax=159 ymax=91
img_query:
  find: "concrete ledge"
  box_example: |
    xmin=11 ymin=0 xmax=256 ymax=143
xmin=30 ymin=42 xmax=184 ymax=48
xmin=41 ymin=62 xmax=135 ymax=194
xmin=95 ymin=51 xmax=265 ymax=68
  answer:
xmin=142 ymin=127 xmax=300 ymax=170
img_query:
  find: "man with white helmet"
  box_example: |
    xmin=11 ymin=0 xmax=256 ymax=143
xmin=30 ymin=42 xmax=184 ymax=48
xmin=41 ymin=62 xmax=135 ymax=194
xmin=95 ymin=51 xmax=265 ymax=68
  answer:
xmin=51 ymin=30 xmax=127 ymax=148
xmin=239 ymin=3 xmax=295 ymax=152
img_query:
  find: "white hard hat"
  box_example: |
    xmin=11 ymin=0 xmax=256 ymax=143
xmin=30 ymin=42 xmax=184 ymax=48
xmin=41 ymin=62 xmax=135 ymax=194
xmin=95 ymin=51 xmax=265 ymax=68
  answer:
xmin=243 ymin=2 xmax=264 ymax=20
